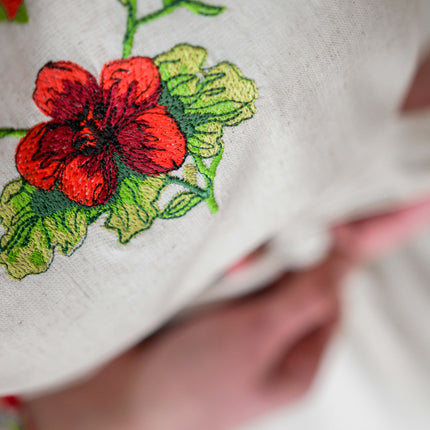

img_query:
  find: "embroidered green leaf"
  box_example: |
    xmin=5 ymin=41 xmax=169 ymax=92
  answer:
xmin=155 ymin=44 xmax=257 ymax=157
xmin=162 ymin=0 xmax=225 ymax=16
xmin=186 ymin=62 xmax=257 ymax=125
xmin=160 ymin=191 xmax=202 ymax=219
xmin=183 ymin=163 xmax=198 ymax=185
xmin=30 ymin=185 xmax=105 ymax=226
xmin=0 ymin=179 xmax=87 ymax=280
xmin=159 ymin=86 xmax=224 ymax=158
xmin=30 ymin=187 xmax=78 ymax=218
xmin=44 ymin=210 xmax=88 ymax=256
xmin=181 ymin=1 xmax=225 ymax=16
xmin=187 ymin=122 xmax=223 ymax=157
xmin=155 ymin=44 xmax=206 ymax=96
xmin=154 ymin=45 xmax=257 ymax=123
xmin=105 ymin=175 xmax=165 ymax=244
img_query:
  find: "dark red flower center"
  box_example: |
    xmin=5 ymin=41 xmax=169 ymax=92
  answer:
xmin=69 ymin=104 xmax=115 ymax=157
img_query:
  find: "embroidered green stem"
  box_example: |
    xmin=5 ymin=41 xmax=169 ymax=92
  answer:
xmin=136 ymin=5 xmax=183 ymax=26
xmin=0 ymin=128 xmax=29 ymax=139
xmin=193 ymin=144 xmax=224 ymax=213
xmin=206 ymin=146 xmax=224 ymax=213
xmin=120 ymin=0 xmax=137 ymax=58
xmin=119 ymin=0 xmax=225 ymax=58
xmin=165 ymin=174 xmax=209 ymax=199
xmin=121 ymin=1 xmax=181 ymax=58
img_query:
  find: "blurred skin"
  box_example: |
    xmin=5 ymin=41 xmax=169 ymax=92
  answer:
xmin=22 ymin=56 xmax=430 ymax=430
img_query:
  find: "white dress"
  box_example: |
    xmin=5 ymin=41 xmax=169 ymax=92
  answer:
xmin=1 ymin=0 xmax=430 ymax=399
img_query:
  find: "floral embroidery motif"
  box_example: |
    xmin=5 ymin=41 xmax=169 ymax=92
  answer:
xmin=17 ymin=59 xmax=187 ymax=207
xmin=0 ymin=0 xmax=27 ymax=22
xmin=0 ymin=0 xmax=257 ymax=280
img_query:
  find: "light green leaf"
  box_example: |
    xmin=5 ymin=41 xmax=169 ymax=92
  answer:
xmin=181 ymin=1 xmax=225 ymax=16
xmin=162 ymin=0 xmax=225 ymax=16
xmin=155 ymin=44 xmax=207 ymax=97
xmin=183 ymin=163 xmax=198 ymax=185
xmin=187 ymin=123 xmax=223 ymax=157
xmin=0 ymin=179 xmax=87 ymax=280
xmin=105 ymin=175 xmax=165 ymax=244
xmin=45 ymin=210 xmax=88 ymax=256
xmin=160 ymin=191 xmax=202 ymax=219
xmin=0 ymin=218 xmax=54 ymax=279
xmin=155 ymin=45 xmax=257 ymax=125
xmin=185 ymin=62 xmax=257 ymax=125
xmin=155 ymin=44 xmax=257 ymax=157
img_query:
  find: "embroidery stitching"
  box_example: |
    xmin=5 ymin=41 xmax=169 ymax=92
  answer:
xmin=0 ymin=0 xmax=27 ymax=22
xmin=0 ymin=0 xmax=257 ymax=280
xmin=120 ymin=0 xmax=225 ymax=58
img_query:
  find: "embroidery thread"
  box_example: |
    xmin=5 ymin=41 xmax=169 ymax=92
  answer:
xmin=0 ymin=0 xmax=27 ymax=22
xmin=0 ymin=1 xmax=257 ymax=280
xmin=119 ymin=0 xmax=225 ymax=57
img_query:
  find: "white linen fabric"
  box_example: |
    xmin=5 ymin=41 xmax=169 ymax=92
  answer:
xmin=1 ymin=0 xmax=430 ymax=395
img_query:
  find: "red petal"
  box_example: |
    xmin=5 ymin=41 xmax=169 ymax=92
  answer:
xmin=59 ymin=148 xmax=118 ymax=207
xmin=0 ymin=0 xmax=22 ymax=20
xmin=33 ymin=61 xmax=100 ymax=122
xmin=116 ymin=105 xmax=186 ymax=175
xmin=100 ymin=57 xmax=161 ymax=127
xmin=15 ymin=122 xmax=75 ymax=190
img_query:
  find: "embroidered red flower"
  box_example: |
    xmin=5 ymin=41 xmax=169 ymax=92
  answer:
xmin=0 ymin=0 xmax=23 ymax=20
xmin=15 ymin=58 xmax=187 ymax=206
